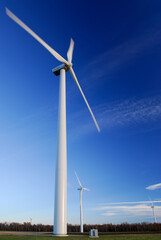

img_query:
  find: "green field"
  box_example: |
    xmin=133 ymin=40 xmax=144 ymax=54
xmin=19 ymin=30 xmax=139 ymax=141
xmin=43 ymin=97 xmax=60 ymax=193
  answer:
xmin=0 ymin=234 xmax=161 ymax=240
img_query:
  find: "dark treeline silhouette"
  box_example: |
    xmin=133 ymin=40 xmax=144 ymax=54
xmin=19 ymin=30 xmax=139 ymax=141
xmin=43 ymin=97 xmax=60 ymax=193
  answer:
xmin=0 ymin=222 xmax=52 ymax=232
xmin=0 ymin=222 xmax=161 ymax=233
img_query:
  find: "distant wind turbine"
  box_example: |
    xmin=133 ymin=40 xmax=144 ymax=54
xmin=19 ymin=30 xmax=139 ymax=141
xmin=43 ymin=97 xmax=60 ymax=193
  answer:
xmin=75 ymin=171 xmax=89 ymax=233
xmin=149 ymin=198 xmax=157 ymax=223
xmin=6 ymin=8 xmax=100 ymax=236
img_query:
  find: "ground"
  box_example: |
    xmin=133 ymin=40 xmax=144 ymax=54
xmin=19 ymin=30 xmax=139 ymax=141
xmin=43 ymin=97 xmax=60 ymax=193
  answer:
xmin=0 ymin=233 xmax=161 ymax=240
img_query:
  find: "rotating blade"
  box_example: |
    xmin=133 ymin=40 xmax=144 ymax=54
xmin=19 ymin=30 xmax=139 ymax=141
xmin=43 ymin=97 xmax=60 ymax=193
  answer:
xmin=75 ymin=171 xmax=82 ymax=187
xmin=6 ymin=8 xmax=69 ymax=65
xmin=69 ymin=67 xmax=100 ymax=132
xmin=67 ymin=38 xmax=74 ymax=63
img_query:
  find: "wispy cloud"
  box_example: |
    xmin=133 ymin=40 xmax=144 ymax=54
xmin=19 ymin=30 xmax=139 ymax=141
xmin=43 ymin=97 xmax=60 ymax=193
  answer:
xmin=21 ymin=106 xmax=56 ymax=122
xmin=95 ymin=201 xmax=161 ymax=219
xmin=146 ymin=183 xmax=161 ymax=190
xmin=97 ymin=95 xmax=161 ymax=129
xmin=102 ymin=204 xmax=161 ymax=217
xmin=69 ymin=94 xmax=161 ymax=138
xmin=97 ymin=200 xmax=161 ymax=206
xmin=82 ymin=27 xmax=161 ymax=82
xmin=102 ymin=212 xmax=116 ymax=216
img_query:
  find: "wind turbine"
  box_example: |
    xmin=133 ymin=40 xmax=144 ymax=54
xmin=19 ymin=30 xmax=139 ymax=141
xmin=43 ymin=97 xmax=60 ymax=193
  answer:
xmin=148 ymin=196 xmax=157 ymax=223
xmin=150 ymin=200 xmax=157 ymax=223
xmin=6 ymin=8 xmax=100 ymax=236
xmin=75 ymin=171 xmax=89 ymax=233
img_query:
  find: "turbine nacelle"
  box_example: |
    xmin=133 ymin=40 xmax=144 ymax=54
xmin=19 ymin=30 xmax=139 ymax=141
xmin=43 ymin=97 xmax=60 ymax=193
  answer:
xmin=52 ymin=63 xmax=72 ymax=76
xmin=77 ymin=187 xmax=90 ymax=191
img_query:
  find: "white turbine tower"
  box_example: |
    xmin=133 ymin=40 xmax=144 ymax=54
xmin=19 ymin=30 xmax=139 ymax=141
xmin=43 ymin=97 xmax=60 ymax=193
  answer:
xmin=6 ymin=8 xmax=100 ymax=236
xmin=75 ymin=171 xmax=89 ymax=233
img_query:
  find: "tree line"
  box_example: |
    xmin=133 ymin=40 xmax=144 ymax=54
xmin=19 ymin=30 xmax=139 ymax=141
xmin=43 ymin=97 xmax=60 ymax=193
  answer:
xmin=0 ymin=222 xmax=161 ymax=233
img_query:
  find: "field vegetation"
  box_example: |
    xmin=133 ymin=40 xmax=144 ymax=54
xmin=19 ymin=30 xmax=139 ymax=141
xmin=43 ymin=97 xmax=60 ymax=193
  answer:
xmin=0 ymin=233 xmax=161 ymax=240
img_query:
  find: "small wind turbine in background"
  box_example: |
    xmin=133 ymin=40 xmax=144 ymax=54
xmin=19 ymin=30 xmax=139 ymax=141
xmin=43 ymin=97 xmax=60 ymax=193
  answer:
xmin=149 ymin=199 xmax=157 ymax=223
xmin=6 ymin=8 xmax=100 ymax=236
xmin=75 ymin=171 xmax=90 ymax=233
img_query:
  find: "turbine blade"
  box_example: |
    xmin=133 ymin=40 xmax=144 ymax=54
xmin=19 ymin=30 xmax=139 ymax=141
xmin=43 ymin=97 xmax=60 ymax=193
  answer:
xmin=75 ymin=171 xmax=82 ymax=187
xmin=67 ymin=38 xmax=74 ymax=63
xmin=69 ymin=67 xmax=100 ymax=132
xmin=83 ymin=188 xmax=90 ymax=191
xmin=5 ymin=8 xmax=69 ymax=65
xmin=148 ymin=196 xmax=153 ymax=206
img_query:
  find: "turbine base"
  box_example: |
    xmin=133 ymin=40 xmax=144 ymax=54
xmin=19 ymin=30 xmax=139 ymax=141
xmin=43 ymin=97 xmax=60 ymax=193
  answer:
xmin=53 ymin=234 xmax=68 ymax=237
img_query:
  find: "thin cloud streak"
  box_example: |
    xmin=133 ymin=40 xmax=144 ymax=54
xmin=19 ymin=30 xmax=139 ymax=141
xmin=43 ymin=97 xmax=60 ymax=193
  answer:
xmin=146 ymin=183 xmax=161 ymax=190
xmin=97 ymin=95 xmax=161 ymax=129
xmin=97 ymin=204 xmax=161 ymax=211
xmin=83 ymin=27 xmax=161 ymax=82
xmin=69 ymin=95 xmax=161 ymax=138
xmin=97 ymin=200 xmax=161 ymax=206
xmin=95 ymin=203 xmax=161 ymax=219
xmin=102 ymin=212 xmax=116 ymax=216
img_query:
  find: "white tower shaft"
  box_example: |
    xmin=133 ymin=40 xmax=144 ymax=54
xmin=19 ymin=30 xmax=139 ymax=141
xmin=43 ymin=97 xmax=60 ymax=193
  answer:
xmin=54 ymin=68 xmax=67 ymax=235
xmin=152 ymin=206 xmax=157 ymax=223
xmin=80 ymin=190 xmax=83 ymax=233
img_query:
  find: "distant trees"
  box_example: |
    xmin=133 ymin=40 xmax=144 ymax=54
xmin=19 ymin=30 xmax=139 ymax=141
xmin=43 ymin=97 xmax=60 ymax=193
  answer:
xmin=0 ymin=222 xmax=161 ymax=233
xmin=84 ymin=223 xmax=161 ymax=233
xmin=0 ymin=222 xmax=52 ymax=232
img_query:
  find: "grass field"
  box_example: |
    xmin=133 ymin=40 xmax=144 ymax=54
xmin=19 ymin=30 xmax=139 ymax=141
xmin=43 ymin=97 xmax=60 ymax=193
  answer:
xmin=0 ymin=234 xmax=161 ymax=240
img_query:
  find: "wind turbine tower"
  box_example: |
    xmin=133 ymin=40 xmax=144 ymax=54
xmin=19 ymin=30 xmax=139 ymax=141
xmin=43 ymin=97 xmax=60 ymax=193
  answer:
xmin=6 ymin=8 xmax=100 ymax=236
xmin=75 ymin=171 xmax=89 ymax=233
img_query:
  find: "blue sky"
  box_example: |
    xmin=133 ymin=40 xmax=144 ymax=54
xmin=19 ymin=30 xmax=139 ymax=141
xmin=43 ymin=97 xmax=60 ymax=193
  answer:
xmin=0 ymin=0 xmax=161 ymax=225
